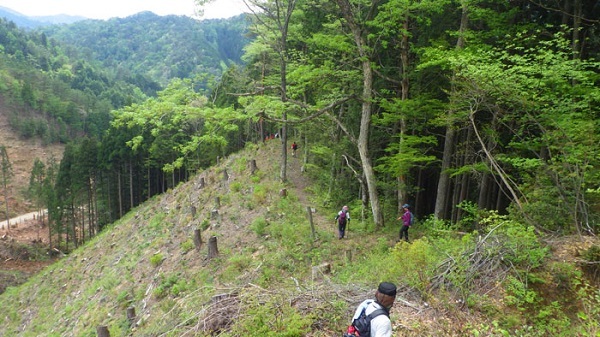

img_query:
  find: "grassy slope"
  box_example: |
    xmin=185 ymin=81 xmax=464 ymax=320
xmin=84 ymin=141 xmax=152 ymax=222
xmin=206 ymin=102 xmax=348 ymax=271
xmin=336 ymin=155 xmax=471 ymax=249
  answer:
xmin=0 ymin=140 xmax=598 ymax=337
xmin=0 ymin=141 xmax=373 ymax=336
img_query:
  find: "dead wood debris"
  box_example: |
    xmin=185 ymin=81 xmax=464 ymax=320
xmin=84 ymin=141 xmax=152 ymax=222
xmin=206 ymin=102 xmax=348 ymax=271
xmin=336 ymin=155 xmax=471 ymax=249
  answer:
xmin=429 ymin=229 xmax=512 ymax=300
xmin=184 ymin=282 xmax=425 ymax=336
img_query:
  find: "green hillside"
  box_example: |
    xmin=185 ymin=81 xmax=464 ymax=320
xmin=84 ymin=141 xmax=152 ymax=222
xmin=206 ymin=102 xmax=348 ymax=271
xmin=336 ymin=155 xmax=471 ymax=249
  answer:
xmin=40 ymin=12 xmax=250 ymax=87
xmin=1 ymin=140 xmax=599 ymax=336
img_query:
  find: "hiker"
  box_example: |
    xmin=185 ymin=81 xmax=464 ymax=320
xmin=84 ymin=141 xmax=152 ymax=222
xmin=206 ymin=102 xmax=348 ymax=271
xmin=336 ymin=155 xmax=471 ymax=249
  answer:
xmin=344 ymin=282 xmax=397 ymax=337
xmin=291 ymin=141 xmax=298 ymax=157
xmin=397 ymin=203 xmax=412 ymax=242
xmin=335 ymin=205 xmax=350 ymax=239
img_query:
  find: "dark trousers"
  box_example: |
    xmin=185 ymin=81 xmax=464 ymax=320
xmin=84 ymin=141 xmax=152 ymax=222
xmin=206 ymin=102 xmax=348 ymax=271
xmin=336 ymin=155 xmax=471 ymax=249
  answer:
xmin=338 ymin=222 xmax=347 ymax=239
xmin=399 ymin=225 xmax=409 ymax=241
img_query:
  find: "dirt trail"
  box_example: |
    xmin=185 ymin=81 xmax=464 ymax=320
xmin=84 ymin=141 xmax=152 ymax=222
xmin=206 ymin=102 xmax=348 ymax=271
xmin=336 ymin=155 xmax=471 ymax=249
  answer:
xmin=285 ymin=150 xmax=336 ymax=238
xmin=1 ymin=211 xmax=47 ymax=243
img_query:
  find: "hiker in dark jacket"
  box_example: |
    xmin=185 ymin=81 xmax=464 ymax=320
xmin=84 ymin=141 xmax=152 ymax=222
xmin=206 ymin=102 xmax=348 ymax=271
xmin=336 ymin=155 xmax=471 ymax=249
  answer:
xmin=397 ymin=203 xmax=412 ymax=242
xmin=335 ymin=205 xmax=350 ymax=239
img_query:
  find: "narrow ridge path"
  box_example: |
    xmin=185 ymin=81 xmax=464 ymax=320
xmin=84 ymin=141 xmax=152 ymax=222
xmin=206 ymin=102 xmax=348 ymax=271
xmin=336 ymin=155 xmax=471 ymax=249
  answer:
xmin=286 ymin=152 xmax=336 ymax=237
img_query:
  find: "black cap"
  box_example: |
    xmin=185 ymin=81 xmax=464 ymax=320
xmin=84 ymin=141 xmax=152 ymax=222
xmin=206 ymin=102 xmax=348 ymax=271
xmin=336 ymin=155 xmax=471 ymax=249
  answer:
xmin=378 ymin=282 xmax=397 ymax=297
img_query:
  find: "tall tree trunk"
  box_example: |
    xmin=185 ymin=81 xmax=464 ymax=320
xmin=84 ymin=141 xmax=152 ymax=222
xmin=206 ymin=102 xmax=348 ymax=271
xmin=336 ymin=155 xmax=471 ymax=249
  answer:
xmin=477 ymin=112 xmax=497 ymax=210
xmin=129 ymin=159 xmax=134 ymax=210
xmin=335 ymin=0 xmax=384 ymax=227
xmin=572 ymin=0 xmax=581 ymax=59
xmin=118 ymin=169 xmax=123 ymax=218
xmin=434 ymin=0 xmax=468 ymax=220
xmin=455 ymin=127 xmax=472 ymax=222
xmin=397 ymin=12 xmax=410 ymax=214
xmin=435 ymin=124 xmax=454 ymax=219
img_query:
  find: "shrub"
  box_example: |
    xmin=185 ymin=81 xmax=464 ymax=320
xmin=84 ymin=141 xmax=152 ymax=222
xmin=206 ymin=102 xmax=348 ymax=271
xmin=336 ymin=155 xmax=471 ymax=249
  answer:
xmin=389 ymin=237 xmax=443 ymax=293
xmin=252 ymin=184 xmax=268 ymax=203
xmin=180 ymin=239 xmax=195 ymax=253
xmin=250 ymin=216 xmax=268 ymax=237
xmin=150 ymin=252 xmax=164 ymax=267
xmin=580 ymin=245 xmax=600 ymax=281
xmin=153 ymin=273 xmax=187 ymax=299
xmin=230 ymin=181 xmax=243 ymax=192
xmin=480 ymin=212 xmax=548 ymax=269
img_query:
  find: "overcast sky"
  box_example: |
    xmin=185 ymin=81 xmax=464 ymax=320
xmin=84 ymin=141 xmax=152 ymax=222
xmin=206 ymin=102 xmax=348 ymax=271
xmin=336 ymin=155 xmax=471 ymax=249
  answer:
xmin=0 ymin=0 xmax=248 ymax=20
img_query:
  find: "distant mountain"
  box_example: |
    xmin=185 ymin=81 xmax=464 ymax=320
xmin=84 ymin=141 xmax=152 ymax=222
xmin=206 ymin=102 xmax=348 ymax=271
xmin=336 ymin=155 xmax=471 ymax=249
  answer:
xmin=0 ymin=6 xmax=87 ymax=28
xmin=31 ymin=14 xmax=88 ymax=25
xmin=41 ymin=11 xmax=251 ymax=86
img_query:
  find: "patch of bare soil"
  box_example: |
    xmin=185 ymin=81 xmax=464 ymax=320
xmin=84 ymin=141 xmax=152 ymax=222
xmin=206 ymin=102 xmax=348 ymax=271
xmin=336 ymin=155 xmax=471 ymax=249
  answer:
xmin=0 ymin=97 xmax=63 ymax=288
xmin=0 ymin=216 xmax=53 ymax=294
xmin=0 ymin=96 xmax=64 ymax=216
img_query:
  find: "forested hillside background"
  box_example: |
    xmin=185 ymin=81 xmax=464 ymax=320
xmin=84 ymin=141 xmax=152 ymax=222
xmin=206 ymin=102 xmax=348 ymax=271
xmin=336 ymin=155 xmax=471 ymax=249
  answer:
xmin=41 ymin=12 xmax=250 ymax=87
xmin=1 ymin=0 xmax=600 ymax=336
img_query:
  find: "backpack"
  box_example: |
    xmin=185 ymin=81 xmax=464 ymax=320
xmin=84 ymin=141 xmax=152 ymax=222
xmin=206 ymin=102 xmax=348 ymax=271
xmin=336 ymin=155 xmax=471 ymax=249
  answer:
xmin=338 ymin=211 xmax=347 ymax=226
xmin=346 ymin=305 xmax=389 ymax=337
xmin=409 ymin=212 xmax=414 ymax=226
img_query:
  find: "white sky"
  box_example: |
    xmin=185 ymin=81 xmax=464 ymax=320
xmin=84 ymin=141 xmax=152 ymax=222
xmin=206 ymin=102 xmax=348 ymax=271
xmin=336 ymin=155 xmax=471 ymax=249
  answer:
xmin=0 ymin=0 xmax=248 ymax=20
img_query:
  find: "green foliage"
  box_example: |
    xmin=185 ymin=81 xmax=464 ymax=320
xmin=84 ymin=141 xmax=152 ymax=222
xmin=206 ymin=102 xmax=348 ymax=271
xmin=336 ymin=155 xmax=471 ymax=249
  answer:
xmin=504 ymin=274 xmax=539 ymax=308
xmin=250 ymin=216 xmax=268 ymax=237
xmin=200 ymin=218 xmax=210 ymax=231
xmin=574 ymin=278 xmax=600 ymax=336
xmin=389 ymin=238 xmax=441 ymax=292
xmin=116 ymin=290 xmax=132 ymax=309
xmin=230 ymin=181 xmax=243 ymax=192
xmin=481 ymin=213 xmax=548 ymax=269
xmin=153 ymin=273 xmax=187 ymax=299
xmin=252 ymin=184 xmax=268 ymax=204
xmin=0 ymin=19 xmax=147 ymax=141
xmin=580 ymin=245 xmax=600 ymax=281
xmin=550 ymin=261 xmax=581 ymax=293
xmin=150 ymin=252 xmax=164 ymax=268
xmin=42 ymin=13 xmax=250 ymax=87
xmin=222 ymin=255 xmax=254 ymax=282
xmin=180 ymin=239 xmax=195 ymax=254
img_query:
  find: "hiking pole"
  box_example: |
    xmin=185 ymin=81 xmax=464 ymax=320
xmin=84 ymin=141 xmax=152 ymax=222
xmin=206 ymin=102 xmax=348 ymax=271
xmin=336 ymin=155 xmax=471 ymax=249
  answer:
xmin=346 ymin=220 xmax=349 ymax=239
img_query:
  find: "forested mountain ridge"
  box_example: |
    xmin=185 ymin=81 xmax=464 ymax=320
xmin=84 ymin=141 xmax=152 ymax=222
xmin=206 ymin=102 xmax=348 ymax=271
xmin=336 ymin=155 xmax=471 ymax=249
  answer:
xmin=0 ymin=16 xmax=150 ymax=140
xmin=40 ymin=12 xmax=251 ymax=87
xmin=0 ymin=6 xmax=86 ymax=28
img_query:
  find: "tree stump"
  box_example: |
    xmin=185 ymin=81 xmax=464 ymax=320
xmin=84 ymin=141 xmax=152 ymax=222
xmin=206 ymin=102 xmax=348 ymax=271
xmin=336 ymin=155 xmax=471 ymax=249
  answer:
xmin=198 ymin=177 xmax=205 ymax=189
xmin=211 ymin=209 xmax=220 ymax=221
xmin=207 ymin=236 xmax=219 ymax=258
xmin=127 ymin=307 xmax=136 ymax=326
xmin=250 ymin=159 xmax=258 ymax=175
xmin=222 ymin=169 xmax=228 ymax=181
xmin=214 ymin=197 xmax=220 ymax=209
xmin=312 ymin=262 xmax=331 ymax=281
xmin=279 ymin=188 xmax=287 ymax=197
xmin=190 ymin=206 xmax=197 ymax=218
xmin=345 ymin=250 xmax=353 ymax=263
xmin=193 ymin=228 xmax=202 ymax=250
xmin=97 ymin=326 xmax=110 ymax=337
